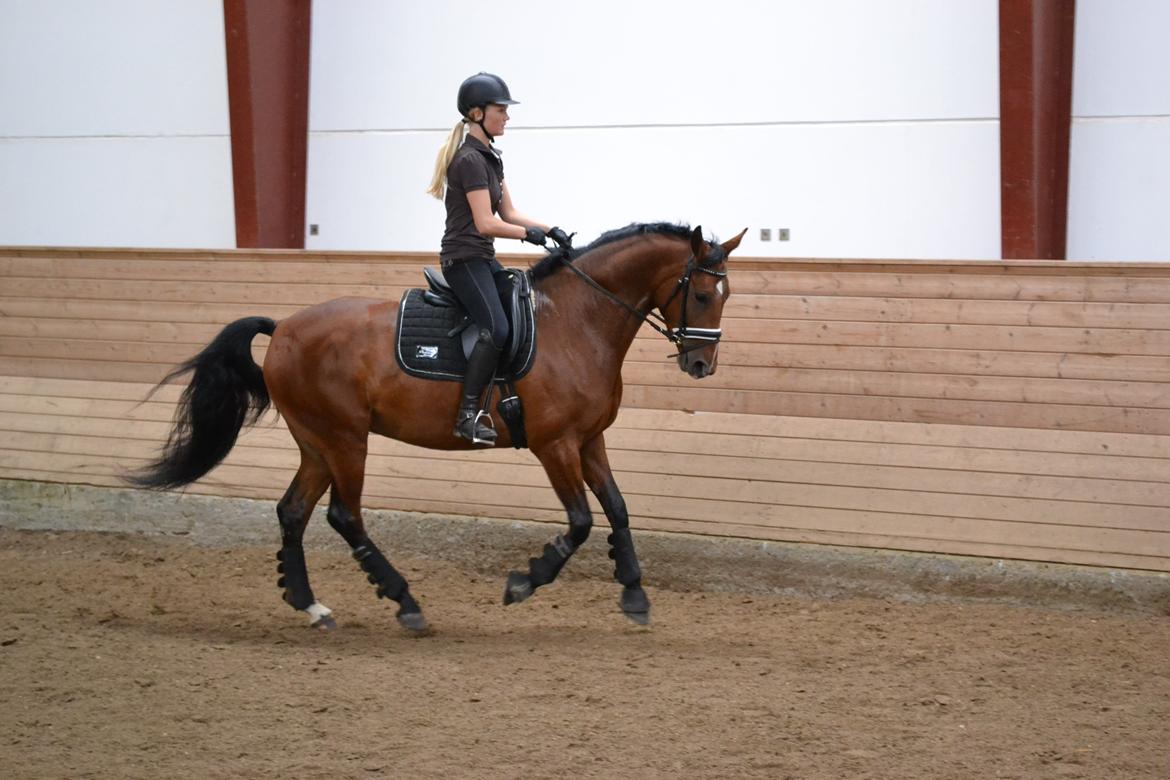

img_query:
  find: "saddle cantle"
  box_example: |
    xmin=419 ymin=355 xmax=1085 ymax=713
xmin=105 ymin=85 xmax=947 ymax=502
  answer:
xmin=395 ymin=266 xmax=537 ymax=384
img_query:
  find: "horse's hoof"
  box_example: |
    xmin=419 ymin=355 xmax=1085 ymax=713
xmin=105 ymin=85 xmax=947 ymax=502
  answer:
xmin=304 ymin=602 xmax=335 ymax=630
xmin=311 ymin=614 xmax=337 ymax=631
xmin=620 ymin=586 xmax=651 ymax=625
xmin=503 ymin=571 xmax=534 ymax=605
xmin=624 ymin=610 xmax=651 ymax=626
xmin=397 ymin=611 xmax=429 ymax=634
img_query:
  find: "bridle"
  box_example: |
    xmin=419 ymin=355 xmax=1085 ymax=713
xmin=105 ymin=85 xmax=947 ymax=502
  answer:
xmin=557 ymin=247 xmax=728 ymax=358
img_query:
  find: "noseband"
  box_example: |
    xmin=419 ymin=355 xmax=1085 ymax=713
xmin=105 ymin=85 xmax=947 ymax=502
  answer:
xmin=659 ymin=253 xmax=728 ymax=356
xmin=558 ymin=249 xmax=728 ymax=358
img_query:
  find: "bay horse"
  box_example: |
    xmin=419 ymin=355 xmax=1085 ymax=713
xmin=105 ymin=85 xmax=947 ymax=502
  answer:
xmin=129 ymin=222 xmax=746 ymax=632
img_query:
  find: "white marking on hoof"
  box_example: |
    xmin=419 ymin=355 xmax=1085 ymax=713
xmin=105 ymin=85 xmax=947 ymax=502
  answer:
xmin=304 ymin=602 xmax=333 ymax=626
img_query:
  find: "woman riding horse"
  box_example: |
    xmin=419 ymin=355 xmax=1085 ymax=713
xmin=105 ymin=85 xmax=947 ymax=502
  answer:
xmin=128 ymin=75 xmax=748 ymax=631
xmin=427 ymin=72 xmax=573 ymax=446
xmin=129 ymin=221 xmax=745 ymax=633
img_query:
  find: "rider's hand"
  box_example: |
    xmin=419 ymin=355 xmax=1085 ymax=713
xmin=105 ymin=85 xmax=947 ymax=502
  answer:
xmin=522 ymin=226 xmax=547 ymax=246
xmin=547 ymin=226 xmax=574 ymax=248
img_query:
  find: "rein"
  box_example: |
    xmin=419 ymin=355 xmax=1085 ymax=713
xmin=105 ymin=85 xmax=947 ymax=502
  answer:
xmin=556 ymin=248 xmax=728 ymax=358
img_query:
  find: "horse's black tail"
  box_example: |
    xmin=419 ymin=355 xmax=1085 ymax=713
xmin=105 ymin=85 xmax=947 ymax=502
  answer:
xmin=126 ymin=316 xmax=276 ymax=491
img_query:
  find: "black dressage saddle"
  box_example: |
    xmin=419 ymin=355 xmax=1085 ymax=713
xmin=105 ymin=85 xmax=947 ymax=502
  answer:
xmin=394 ymin=266 xmax=536 ymax=382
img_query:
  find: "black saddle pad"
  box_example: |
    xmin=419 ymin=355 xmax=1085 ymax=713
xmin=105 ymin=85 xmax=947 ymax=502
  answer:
xmin=394 ymin=287 xmax=536 ymax=382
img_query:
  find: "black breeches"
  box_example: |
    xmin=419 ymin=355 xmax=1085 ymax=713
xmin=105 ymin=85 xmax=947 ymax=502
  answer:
xmin=443 ymin=257 xmax=509 ymax=349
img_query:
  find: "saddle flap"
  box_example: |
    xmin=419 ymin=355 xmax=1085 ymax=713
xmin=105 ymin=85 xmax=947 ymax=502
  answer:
xmin=495 ymin=270 xmax=532 ymax=366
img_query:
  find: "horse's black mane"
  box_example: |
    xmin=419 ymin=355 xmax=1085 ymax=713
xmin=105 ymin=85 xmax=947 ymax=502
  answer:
xmin=530 ymin=222 xmax=717 ymax=281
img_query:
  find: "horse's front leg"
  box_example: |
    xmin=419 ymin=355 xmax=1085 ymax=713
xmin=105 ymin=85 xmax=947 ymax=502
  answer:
xmin=503 ymin=440 xmax=593 ymax=606
xmin=582 ymin=433 xmax=650 ymax=624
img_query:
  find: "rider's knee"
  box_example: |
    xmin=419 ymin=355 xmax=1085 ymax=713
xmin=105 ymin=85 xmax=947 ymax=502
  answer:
xmin=481 ymin=323 xmax=507 ymax=351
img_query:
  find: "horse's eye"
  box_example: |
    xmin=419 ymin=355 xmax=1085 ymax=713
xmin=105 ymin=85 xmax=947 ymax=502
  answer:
xmin=694 ymin=291 xmax=712 ymax=304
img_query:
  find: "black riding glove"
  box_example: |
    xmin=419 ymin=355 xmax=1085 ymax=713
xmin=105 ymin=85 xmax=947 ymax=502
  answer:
xmin=522 ymin=227 xmax=547 ymax=246
xmin=547 ymin=226 xmax=574 ymax=248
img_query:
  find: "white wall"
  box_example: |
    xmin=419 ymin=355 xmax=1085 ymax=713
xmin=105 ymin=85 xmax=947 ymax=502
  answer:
xmin=7 ymin=2 xmax=1162 ymax=261
xmin=1067 ymin=0 xmax=1170 ymax=261
xmin=0 ymin=0 xmax=234 ymax=248
xmin=306 ymin=0 xmax=1002 ymax=258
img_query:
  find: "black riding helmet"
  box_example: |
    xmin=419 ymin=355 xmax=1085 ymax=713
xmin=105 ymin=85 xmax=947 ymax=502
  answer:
xmin=457 ymin=72 xmax=519 ymax=141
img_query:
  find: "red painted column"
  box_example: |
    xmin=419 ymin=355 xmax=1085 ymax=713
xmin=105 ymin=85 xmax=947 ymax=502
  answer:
xmin=223 ymin=0 xmax=311 ymax=249
xmin=999 ymin=0 xmax=1076 ymax=259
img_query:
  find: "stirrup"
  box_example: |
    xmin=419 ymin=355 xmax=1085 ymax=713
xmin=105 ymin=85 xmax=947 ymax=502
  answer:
xmin=454 ymin=408 xmax=497 ymax=447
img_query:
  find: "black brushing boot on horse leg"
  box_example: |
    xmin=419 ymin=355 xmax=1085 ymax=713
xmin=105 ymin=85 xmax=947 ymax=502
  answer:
xmin=607 ymin=528 xmax=650 ymax=624
xmin=275 ymin=459 xmax=335 ymax=629
xmin=583 ymin=434 xmax=650 ymax=624
xmin=325 ymin=484 xmax=428 ymax=633
xmin=503 ymin=442 xmax=594 ymax=606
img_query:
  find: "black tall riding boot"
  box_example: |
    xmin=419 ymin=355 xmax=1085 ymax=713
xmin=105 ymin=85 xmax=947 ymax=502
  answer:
xmin=454 ymin=338 xmax=501 ymax=446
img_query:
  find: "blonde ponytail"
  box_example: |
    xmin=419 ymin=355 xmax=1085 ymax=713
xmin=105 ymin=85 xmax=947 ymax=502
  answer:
xmin=427 ymin=120 xmax=467 ymax=200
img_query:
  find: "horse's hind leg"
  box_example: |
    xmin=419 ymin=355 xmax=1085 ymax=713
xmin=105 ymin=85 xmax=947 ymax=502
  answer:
xmin=582 ymin=434 xmax=650 ymax=624
xmin=276 ymin=452 xmax=335 ymax=629
xmin=503 ymin=439 xmax=593 ymax=606
xmin=321 ymin=442 xmax=428 ymax=633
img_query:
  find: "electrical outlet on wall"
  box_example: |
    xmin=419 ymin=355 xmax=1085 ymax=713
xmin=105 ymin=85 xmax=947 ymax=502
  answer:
xmin=760 ymin=228 xmax=772 ymax=241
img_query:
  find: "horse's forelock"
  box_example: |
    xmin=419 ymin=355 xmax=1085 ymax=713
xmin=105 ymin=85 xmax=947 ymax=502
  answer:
xmin=703 ymin=242 xmax=728 ymax=266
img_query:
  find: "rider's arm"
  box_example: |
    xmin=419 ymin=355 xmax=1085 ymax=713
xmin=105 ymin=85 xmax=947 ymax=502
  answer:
xmin=467 ymin=188 xmax=530 ymax=240
xmin=496 ymin=182 xmax=549 ymax=233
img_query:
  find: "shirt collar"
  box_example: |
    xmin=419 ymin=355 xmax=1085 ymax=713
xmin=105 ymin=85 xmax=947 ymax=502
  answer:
xmin=465 ymin=134 xmax=503 ymax=162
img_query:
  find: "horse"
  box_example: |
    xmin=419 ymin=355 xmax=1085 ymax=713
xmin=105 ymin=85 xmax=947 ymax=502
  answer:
xmin=128 ymin=222 xmax=747 ymax=632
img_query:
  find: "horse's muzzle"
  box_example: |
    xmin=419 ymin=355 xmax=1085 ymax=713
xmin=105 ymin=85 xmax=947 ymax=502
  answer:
xmin=685 ymin=358 xmax=712 ymax=379
xmin=672 ymin=329 xmax=721 ymax=375
xmin=678 ymin=346 xmax=718 ymax=379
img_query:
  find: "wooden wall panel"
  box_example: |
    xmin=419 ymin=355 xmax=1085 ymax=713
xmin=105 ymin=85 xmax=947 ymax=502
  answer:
xmin=1 ymin=248 xmax=1168 ymax=572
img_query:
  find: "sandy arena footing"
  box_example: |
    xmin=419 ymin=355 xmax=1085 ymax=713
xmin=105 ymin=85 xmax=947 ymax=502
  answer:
xmin=3 ymin=479 xmax=1168 ymax=615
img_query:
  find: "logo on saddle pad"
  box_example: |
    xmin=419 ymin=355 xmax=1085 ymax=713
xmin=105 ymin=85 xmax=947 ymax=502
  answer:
xmin=415 ymin=345 xmax=439 ymax=360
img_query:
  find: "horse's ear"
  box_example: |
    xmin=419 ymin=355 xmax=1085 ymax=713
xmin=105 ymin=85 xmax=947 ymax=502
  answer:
xmin=690 ymin=225 xmax=707 ymax=259
xmin=721 ymin=228 xmax=748 ymax=255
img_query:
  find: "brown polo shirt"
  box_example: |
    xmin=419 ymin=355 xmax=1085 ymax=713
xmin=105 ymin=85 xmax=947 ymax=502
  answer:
xmin=440 ymin=136 xmax=504 ymax=265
